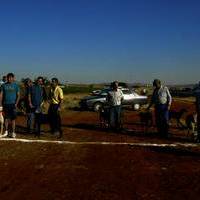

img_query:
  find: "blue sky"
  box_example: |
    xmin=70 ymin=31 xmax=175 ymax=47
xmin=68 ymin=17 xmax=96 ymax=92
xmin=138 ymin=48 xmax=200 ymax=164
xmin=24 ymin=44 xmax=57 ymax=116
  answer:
xmin=0 ymin=0 xmax=200 ymax=84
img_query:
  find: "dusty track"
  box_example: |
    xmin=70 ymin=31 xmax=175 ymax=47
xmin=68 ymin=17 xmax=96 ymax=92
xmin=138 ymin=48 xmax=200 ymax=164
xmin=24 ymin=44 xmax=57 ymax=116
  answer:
xmin=0 ymin=99 xmax=200 ymax=200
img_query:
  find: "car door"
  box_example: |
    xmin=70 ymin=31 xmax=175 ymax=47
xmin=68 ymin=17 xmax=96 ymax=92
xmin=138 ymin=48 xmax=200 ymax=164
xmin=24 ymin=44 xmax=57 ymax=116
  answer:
xmin=122 ymin=89 xmax=135 ymax=105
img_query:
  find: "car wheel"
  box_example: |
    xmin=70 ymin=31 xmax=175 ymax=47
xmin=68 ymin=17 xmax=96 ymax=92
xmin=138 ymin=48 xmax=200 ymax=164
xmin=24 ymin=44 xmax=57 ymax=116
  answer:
xmin=133 ymin=103 xmax=140 ymax=110
xmin=93 ymin=102 xmax=103 ymax=112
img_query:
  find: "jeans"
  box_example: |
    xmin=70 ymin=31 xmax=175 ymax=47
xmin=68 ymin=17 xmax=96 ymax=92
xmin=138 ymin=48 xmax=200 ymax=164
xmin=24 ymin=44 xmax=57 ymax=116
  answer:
xmin=155 ymin=104 xmax=169 ymax=136
xmin=109 ymin=105 xmax=122 ymax=129
xmin=27 ymin=106 xmax=41 ymax=134
xmin=27 ymin=112 xmax=35 ymax=132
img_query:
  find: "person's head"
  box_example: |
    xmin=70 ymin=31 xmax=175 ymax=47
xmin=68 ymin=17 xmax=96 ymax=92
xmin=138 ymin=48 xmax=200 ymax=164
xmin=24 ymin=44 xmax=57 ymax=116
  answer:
xmin=51 ymin=77 xmax=59 ymax=88
xmin=6 ymin=73 xmax=15 ymax=83
xmin=25 ymin=78 xmax=32 ymax=87
xmin=111 ymin=81 xmax=119 ymax=91
xmin=153 ymin=79 xmax=161 ymax=89
xmin=36 ymin=76 xmax=44 ymax=86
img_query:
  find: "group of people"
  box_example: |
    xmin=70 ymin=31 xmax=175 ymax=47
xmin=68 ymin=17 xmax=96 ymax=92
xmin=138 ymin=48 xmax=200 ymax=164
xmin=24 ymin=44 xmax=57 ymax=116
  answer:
xmin=106 ymin=79 xmax=200 ymax=142
xmin=0 ymin=73 xmax=64 ymax=138
xmin=1 ymin=73 xmax=200 ymax=142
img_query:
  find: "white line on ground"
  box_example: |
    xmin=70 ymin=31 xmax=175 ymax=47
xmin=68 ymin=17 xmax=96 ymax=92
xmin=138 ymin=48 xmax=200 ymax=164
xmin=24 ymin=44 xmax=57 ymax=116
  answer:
xmin=0 ymin=138 xmax=199 ymax=148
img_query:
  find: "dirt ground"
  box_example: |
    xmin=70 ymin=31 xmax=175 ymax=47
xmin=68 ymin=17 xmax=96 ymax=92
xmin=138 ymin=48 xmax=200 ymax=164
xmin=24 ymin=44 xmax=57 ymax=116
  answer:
xmin=0 ymin=99 xmax=200 ymax=200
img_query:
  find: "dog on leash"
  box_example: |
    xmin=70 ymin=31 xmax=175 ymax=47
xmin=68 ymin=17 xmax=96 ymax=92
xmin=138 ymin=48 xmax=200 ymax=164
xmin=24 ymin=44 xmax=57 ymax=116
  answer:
xmin=185 ymin=112 xmax=197 ymax=138
xmin=139 ymin=111 xmax=153 ymax=133
xmin=0 ymin=106 xmax=4 ymax=135
xmin=169 ymin=108 xmax=187 ymax=128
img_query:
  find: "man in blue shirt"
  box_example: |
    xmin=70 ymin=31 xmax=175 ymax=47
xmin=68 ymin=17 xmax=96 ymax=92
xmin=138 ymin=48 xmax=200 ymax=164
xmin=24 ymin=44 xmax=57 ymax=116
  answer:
xmin=0 ymin=73 xmax=20 ymax=138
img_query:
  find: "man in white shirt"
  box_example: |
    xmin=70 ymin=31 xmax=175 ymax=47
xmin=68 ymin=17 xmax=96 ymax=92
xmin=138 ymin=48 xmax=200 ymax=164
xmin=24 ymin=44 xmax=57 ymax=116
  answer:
xmin=147 ymin=79 xmax=172 ymax=137
xmin=107 ymin=81 xmax=123 ymax=130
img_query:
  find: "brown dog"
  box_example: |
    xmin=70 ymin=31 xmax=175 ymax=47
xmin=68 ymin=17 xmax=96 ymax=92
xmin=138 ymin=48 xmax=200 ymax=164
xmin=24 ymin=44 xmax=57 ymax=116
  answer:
xmin=169 ymin=108 xmax=187 ymax=128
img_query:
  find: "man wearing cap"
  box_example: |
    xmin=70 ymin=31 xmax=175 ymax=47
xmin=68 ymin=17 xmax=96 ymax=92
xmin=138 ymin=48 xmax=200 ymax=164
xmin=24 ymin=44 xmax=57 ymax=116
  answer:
xmin=147 ymin=79 xmax=172 ymax=137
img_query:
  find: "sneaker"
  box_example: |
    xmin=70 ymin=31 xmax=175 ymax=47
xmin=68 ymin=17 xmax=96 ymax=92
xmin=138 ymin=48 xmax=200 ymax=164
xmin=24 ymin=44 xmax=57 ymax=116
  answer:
xmin=2 ymin=130 xmax=8 ymax=137
xmin=10 ymin=132 xmax=16 ymax=138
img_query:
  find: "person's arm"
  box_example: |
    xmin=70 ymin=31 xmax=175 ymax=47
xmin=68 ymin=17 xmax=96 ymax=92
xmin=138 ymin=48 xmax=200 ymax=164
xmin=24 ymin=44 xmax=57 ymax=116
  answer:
xmin=0 ymin=86 xmax=3 ymax=107
xmin=120 ymin=90 xmax=124 ymax=103
xmin=166 ymin=87 xmax=172 ymax=110
xmin=15 ymin=85 xmax=20 ymax=108
xmin=147 ymin=90 xmax=155 ymax=110
xmin=15 ymin=91 xmax=20 ymax=108
xmin=58 ymin=88 xmax=64 ymax=110
xmin=28 ymin=87 xmax=34 ymax=108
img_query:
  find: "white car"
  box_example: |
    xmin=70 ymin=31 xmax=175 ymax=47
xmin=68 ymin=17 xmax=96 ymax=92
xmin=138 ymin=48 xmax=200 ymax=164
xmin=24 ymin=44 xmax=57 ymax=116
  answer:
xmin=80 ymin=88 xmax=148 ymax=111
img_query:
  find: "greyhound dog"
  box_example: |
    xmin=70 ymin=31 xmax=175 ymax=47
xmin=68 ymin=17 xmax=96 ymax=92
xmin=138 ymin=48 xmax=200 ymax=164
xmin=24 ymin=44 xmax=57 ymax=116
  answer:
xmin=169 ymin=108 xmax=187 ymax=128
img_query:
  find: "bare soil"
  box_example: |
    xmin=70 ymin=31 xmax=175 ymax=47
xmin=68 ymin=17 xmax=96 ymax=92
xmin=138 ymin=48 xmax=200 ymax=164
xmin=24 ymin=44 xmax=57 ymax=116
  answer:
xmin=0 ymin=99 xmax=200 ymax=200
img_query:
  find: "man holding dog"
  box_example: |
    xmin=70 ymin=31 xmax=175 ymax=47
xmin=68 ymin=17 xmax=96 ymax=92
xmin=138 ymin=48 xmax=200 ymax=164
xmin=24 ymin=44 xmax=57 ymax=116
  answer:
xmin=107 ymin=81 xmax=123 ymax=130
xmin=147 ymin=79 xmax=172 ymax=137
xmin=0 ymin=73 xmax=20 ymax=138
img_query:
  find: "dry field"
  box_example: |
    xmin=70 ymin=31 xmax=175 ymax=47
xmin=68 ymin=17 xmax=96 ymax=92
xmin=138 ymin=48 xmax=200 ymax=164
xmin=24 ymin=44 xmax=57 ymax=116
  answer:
xmin=0 ymin=98 xmax=200 ymax=200
xmin=63 ymin=93 xmax=86 ymax=110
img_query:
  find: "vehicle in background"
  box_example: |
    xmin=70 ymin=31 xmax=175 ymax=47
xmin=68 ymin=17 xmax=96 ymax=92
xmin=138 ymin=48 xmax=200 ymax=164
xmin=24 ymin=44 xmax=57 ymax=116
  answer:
xmin=80 ymin=88 xmax=148 ymax=111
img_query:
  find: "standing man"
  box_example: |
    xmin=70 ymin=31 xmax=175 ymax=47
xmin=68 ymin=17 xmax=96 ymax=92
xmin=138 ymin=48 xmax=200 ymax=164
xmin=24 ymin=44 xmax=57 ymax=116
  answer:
xmin=0 ymin=73 xmax=20 ymax=138
xmin=194 ymin=82 xmax=200 ymax=142
xmin=147 ymin=79 xmax=172 ymax=137
xmin=28 ymin=76 xmax=45 ymax=135
xmin=107 ymin=81 xmax=123 ymax=130
xmin=48 ymin=78 xmax=64 ymax=138
xmin=23 ymin=78 xmax=33 ymax=133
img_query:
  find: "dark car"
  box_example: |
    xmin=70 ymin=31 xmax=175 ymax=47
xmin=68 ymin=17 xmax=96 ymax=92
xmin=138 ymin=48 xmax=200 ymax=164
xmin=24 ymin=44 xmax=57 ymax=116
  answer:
xmin=80 ymin=88 xmax=148 ymax=111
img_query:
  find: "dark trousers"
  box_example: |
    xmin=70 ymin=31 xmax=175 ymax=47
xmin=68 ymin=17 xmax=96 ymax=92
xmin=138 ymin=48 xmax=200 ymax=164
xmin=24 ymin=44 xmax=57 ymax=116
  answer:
xmin=109 ymin=105 xmax=122 ymax=129
xmin=197 ymin=112 xmax=200 ymax=140
xmin=155 ymin=104 xmax=169 ymax=137
xmin=48 ymin=104 xmax=62 ymax=137
xmin=196 ymin=97 xmax=200 ymax=141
